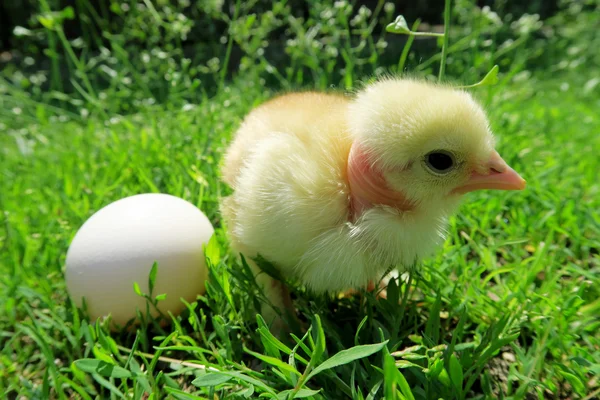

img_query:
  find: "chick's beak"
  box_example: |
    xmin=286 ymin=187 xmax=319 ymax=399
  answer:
xmin=453 ymin=150 xmax=526 ymax=194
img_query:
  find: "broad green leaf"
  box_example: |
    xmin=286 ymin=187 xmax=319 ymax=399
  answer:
xmin=276 ymin=388 xmax=321 ymax=399
xmin=163 ymin=373 xmax=181 ymax=389
xmin=570 ymin=356 xmax=592 ymax=368
xmin=91 ymin=373 xmax=127 ymax=398
xmin=165 ymin=387 xmax=207 ymax=399
xmin=383 ymin=351 xmax=397 ymax=400
xmin=192 ymin=371 xmax=276 ymax=396
xmin=257 ymin=326 xmax=292 ymax=357
xmin=204 ymin=233 xmax=221 ymax=266
xmin=96 ymin=321 xmax=119 ymax=355
xmin=155 ymin=293 xmax=167 ymax=301
xmin=427 ymin=358 xmax=444 ymax=378
xmin=129 ymin=358 xmax=151 ymax=393
xmin=384 ymin=348 xmax=415 ymax=400
xmin=449 ymin=354 xmax=464 ymax=393
xmin=253 ymin=254 xmax=285 ymax=282
xmin=148 ymin=261 xmax=158 ymax=294
xmin=477 ymin=65 xmax=499 ymax=86
xmin=589 ymin=364 xmax=600 ymax=374
xmin=307 ymin=341 xmax=388 ymax=380
xmin=256 ymin=314 xmax=296 ymax=359
xmin=133 ymin=281 xmax=143 ymax=296
xmin=191 ymin=373 xmax=232 ymax=387
xmin=258 ymin=326 xmax=284 ymax=358
xmin=454 ymin=342 xmax=476 ymax=351
xmin=238 ymin=384 xmax=255 ymax=398
xmin=311 ymin=315 xmax=326 ymax=365
xmin=395 ymin=367 xmax=414 ymax=400
xmin=92 ymin=346 xmax=114 ymax=365
xmin=560 ymin=371 xmax=586 ymax=395
xmin=425 ymin=293 xmax=442 ymax=343
xmin=70 ymin=362 xmax=88 ymax=382
xmin=438 ymin=368 xmax=451 ymax=387
xmin=366 ymin=379 xmax=383 ymax=400
xmin=459 ymin=65 xmax=500 ymax=88
xmin=74 ymin=359 xmax=132 ymax=379
xmin=244 ymin=346 xmax=301 ymax=376
xmin=56 ymin=374 xmax=93 ymax=400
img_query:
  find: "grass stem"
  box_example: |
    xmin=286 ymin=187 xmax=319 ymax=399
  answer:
xmin=439 ymin=0 xmax=452 ymax=81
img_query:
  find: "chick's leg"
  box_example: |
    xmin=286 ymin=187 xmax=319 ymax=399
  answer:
xmin=250 ymin=263 xmax=295 ymax=335
xmin=221 ymin=197 xmax=293 ymax=334
xmin=343 ymin=280 xmax=388 ymax=299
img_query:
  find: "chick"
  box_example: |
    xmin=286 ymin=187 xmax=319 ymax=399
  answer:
xmin=220 ymin=78 xmax=525 ymax=331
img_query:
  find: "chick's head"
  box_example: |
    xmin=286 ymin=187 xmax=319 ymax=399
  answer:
xmin=347 ymin=78 xmax=525 ymax=214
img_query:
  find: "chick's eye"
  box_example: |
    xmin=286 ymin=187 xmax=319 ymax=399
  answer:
xmin=425 ymin=151 xmax=455 ymax=174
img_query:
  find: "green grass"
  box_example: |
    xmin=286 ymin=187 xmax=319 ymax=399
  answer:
xmin=1 ymin=0 xmax=600 ymax=399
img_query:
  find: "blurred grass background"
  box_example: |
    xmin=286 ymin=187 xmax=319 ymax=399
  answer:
xmin=1 ymin=0 xmax=597 ymax=116
xmin=1 ymin=0 xmax=599 ymax=399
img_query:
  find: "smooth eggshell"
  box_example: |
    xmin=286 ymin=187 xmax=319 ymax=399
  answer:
xmin=65 ymin=193 xmax=213 ymax=328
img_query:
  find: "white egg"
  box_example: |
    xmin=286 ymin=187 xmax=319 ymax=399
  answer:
xmin=65 ymin=193 xmax=214 ymax=328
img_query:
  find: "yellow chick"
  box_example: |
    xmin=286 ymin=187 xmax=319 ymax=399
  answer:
xmin=220 ymin=78 xmax=525 ymax=331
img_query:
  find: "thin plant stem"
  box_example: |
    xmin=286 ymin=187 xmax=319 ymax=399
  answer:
xmin=583 ymin=388 xmax=600 ymax=400
xmin=220 ymin=0 xmax=242 ymax=91
xmin=116 ymin=344 xmax=216 ymax=371
xmin=411 ymin=31 xmax=444 ymax=37
xmin=397 ymin=19 xmax=421 ymax=73
xmin=39 ymin=0 xmax=97 ymax=101
xmin=37 ymin=0 xmax=63 ymax=94
xmin=47 ymin=32 xmax=63 ymax=93
xmin=439 ymin=0 xmax=452 ymax=81
xmin=398 ymin=273 xmax=413 ymax=319
xmin=341 ymin=11 xmax=355 ymax=89
xmin=416 ymin=35 xmax=471 ymax=72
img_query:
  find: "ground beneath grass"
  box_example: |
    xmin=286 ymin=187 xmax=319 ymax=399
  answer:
xmin=1 ymin=71 xmax=599 ymax=398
